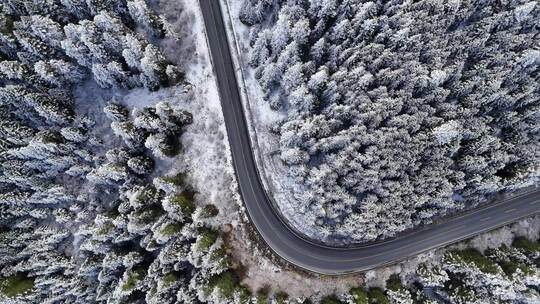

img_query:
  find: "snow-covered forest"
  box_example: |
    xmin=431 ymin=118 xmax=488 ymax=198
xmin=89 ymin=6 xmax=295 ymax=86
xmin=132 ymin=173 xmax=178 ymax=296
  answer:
xmin=0 ymin=0 xmax=240 ymax=302
xmin=1 ymin=0 xmax=540 ymax=303
xmin=239 ymin=0 xmax=540 ymax=243
xmin=330 ymin=237 xmax=540 ymax=304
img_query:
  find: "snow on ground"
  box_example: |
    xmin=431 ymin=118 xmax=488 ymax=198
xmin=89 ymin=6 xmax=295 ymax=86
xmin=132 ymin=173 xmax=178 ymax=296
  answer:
xmin=73 ymin=80 xmax=124 ymax=152
xmin=463 ymin=215 xmax=540 ymax=253
xmin=226 ymin=218 xmax=364 ymax=299
xmin=220 ymin=0 xmax=326 ymax=242
xmin=141 ymin=0 xmax=241 ymax=227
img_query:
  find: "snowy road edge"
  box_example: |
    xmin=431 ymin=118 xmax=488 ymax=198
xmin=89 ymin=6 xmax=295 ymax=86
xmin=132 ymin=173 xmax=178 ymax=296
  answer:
xmin=217 ymin=0 xmax=273 ymax=195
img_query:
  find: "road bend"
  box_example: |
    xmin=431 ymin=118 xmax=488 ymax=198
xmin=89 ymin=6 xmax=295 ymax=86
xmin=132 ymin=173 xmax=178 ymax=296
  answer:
xmin=199 ymin=0 xmax=540 ymax=274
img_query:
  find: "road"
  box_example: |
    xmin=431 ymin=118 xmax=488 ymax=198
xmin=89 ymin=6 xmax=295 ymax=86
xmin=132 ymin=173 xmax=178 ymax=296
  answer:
xmin=199 ymin=0 xmax=540 ymax=274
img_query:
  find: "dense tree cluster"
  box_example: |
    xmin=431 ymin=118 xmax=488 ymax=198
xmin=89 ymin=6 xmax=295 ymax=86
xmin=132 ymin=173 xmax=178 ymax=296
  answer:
xmin=105 ymin=101 xmax=192 ymax=158
xmin=241 ymin=0 xmax=540 ymax=243
xmin=2 ymin=0 xmax=180 ymax=89
xmin=314 ymin=238 xmax=540 ymax=304
xmin=0 ymin=1 xmax=231 ymax=303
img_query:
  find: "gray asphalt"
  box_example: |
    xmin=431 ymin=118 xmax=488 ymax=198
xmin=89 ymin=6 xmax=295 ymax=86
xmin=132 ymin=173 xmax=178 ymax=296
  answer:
xmin=199 ymin=0 xmax=540 ymax=275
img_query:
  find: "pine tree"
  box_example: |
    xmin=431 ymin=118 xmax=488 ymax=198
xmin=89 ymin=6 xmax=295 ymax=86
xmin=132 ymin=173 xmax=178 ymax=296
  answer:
xmin=127 ymin=0 xmax=166 ymax=38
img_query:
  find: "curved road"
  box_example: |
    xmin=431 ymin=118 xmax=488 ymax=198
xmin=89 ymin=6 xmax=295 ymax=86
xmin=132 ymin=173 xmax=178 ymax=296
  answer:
xmin=199 ymin=0 xmax=540 ymax=274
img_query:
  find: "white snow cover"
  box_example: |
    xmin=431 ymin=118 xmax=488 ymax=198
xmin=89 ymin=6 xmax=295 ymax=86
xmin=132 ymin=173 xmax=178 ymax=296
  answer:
xmin=133 ymin=0 xmax=241 ymax=229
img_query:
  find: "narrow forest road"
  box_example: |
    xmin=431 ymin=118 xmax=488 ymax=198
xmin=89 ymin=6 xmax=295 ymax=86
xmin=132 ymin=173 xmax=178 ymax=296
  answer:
xmin=199 ymin=0 xmax=540 ymax=274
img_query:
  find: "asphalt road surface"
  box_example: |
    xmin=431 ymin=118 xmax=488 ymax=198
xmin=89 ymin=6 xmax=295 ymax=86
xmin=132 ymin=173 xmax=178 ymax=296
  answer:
xmin=199 ymin=0 xmax=540 ymax=274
